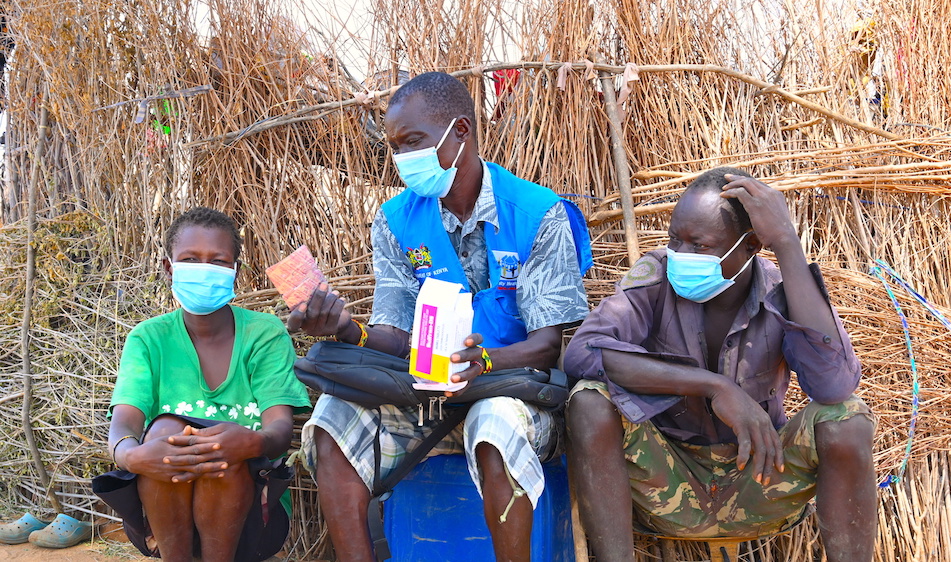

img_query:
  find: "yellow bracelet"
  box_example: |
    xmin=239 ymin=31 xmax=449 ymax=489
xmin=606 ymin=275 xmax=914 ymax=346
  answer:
xmin=479 ymin=346 xmax=493 ymax=373
xmin=352 ymin=319 xmax=369 ymax=347
xmin=112 ymin=434 xmax=139 ymax=466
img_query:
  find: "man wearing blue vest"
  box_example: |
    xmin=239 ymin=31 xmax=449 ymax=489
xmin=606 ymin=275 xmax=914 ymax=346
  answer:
xmin=288 ymin=71 xmax=592 ymax=561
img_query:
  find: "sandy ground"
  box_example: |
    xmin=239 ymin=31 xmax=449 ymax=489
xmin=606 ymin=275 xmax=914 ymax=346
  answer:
xmin=0 ymin=526 xmax=304 ymax=561
xmin=1 ymin=540 xmax=144 ymax=561
xmin=0 ymin=521 xmax=298 ymax=561
xmin=0 ymin=523 xmax=144 ymax=561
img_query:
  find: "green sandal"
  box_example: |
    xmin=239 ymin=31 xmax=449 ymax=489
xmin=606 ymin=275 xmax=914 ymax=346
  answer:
xmin=0 ymin=513 xmax=52 ymax=545
xmin=27 ymin=513 xmax=92 ymax=548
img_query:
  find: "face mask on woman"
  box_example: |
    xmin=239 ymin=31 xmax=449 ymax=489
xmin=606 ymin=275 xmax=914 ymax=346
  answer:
xmin=392 ymin=120 xmax=465 ymax=198
xmin=666 ymin=232 xmax=754 ymax=303
xmin=170 ymin=262 xmax=237 ymax=315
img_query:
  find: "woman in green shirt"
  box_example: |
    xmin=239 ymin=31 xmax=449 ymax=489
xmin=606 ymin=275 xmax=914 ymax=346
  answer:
xmin=94 ymin=208 xmax=311 ymax=562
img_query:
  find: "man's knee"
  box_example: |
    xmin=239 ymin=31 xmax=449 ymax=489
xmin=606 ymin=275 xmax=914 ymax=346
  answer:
xmin=816 ymin=414 xmax=874 ymax=465
xmin=311 ymin=427 xmax=367 ymax=490
xmin=465 ymin=397 xmax=539 ymax=444
xmin=466 ymin=396 xmax=521 ymax=422
xmin=313 ymin=427 xmax=356 ymax=473
xmin=566 ymin=388 xmax=620 ymax=440
xmin=313 ymin=426 xmax=342 ymax=457
xmin=474 ymin=442 xmax=505 ymax=474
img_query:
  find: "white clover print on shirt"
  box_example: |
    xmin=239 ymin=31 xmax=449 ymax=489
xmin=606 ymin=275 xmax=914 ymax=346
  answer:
xmin=155 ymin=400 xmax=262 ymax=425
xmin=243 ymin=402 xmax=260 ymax=418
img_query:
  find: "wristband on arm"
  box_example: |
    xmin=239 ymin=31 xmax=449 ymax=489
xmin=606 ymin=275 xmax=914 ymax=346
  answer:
xmin=477 ymin=346 xmax=493 ymax=374
xmin=352 ymin=319 xmax=369 ymax=347
xmin=112 ymin=434 xmax=139 ymax=468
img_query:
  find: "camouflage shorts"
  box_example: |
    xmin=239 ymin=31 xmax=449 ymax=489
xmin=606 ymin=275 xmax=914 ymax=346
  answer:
xmin=570 ymin=380 xmax=874 ymax=538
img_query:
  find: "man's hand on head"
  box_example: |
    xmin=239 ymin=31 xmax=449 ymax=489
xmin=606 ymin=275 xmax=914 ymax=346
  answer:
xmin=286 ymin=282 xmax=352 ymax=337
xmin=720 ymin=174 xmax=798 ymax=250
xmin=721 ymin=173 xmax=842 ymax=344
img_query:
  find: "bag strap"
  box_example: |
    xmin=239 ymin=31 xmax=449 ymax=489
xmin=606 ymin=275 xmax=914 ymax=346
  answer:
xmin=368 ymin=404 xmax=472 ymax=561
xmin=549 ymin=368 xmax=567 ymax=388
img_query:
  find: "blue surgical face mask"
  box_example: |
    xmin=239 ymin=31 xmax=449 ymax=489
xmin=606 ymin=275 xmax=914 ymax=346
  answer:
xmin=392 ymin=120 xmax=465 ymax=198
xmin=666 ymin=232 xmax=754 ymax=303
xmin=170 ymin=262 xmax=237 ymax=315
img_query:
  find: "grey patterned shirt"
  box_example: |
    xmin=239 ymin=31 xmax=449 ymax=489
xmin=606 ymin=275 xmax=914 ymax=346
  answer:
xmin=369 ymin=161 xmax=588 ymax=335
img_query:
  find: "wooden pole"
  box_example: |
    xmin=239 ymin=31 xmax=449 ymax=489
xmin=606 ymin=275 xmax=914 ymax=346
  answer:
xmin=598 ymin=68 xmax=641 ymax=263
xmin=20 ymin=90 xmax=63 ymax=514
xmin=183 ymin=61 xmax=900 ymax=149
xmin=567 ymin=460 xmax=589 ymax=561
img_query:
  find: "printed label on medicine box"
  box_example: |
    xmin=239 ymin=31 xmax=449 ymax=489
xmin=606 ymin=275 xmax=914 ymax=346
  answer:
xmin=410 ymin=278 xmax=474 ymax=384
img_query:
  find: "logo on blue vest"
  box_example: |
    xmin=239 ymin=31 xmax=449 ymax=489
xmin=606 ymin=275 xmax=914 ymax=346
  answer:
xmin=406 ymin=244 xmax=432 ymax=271
xmin=493 ymin=250 xmax=520 ymax=290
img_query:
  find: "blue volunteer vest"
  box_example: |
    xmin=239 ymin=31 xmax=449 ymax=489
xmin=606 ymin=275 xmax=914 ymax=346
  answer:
xmin=382 ymin=162 xmax=593 ymax=348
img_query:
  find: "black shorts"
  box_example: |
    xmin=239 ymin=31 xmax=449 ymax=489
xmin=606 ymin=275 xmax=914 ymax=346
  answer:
xmin=92 ymin=414 xmax=293 ymax=562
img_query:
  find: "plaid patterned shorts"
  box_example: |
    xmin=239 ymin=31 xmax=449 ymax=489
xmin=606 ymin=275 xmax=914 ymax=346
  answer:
xmin=301 ymin=394 xmax=562 ymax=507
xmin=570 ymin=380 xmax=873 ymax=537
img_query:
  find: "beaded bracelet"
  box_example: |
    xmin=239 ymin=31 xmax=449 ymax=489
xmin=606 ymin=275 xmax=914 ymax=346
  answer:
xmin=352 ymin=319 xmax=369 ymax=347
xmin=478 ymin=346 xmax=493 ymax=374
xmin=112 ymin=434 xmax=139 ymax=467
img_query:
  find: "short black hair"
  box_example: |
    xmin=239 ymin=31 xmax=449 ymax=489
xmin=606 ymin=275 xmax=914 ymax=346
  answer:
xmin=682 ymin=166 xmax=754 ymax=235
xmin=388 ymin=71 xmax=477 ymax=126
xmin=164 ymin=207 xmax=242 ymax=259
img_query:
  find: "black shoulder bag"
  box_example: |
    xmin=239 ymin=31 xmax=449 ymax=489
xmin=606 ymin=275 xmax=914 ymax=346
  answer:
xmin=294 ymin=340 xmax=569 ymax=560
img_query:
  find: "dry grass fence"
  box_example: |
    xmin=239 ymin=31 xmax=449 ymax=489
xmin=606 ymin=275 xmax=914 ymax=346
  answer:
xmin=0 ymin=0 xmax=949 ymax=559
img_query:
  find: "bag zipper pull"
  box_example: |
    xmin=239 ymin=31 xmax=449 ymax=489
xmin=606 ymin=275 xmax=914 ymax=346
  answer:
xmin=428 ymin=396 xmax=437 ymax=421
xmin=418 ymin=402 xmax=424 ymax=426
xmin=438 ymin=396 xmax=447 ymax=420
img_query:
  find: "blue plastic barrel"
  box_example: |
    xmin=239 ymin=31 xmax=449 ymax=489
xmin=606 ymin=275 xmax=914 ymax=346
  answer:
xmin=382 ymin=454 xmax=575 ymax=561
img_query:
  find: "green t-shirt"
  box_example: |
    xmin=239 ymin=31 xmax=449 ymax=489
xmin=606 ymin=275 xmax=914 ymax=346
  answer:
xmin=111 ymin=305 xmax=310 ymax=428
xmin=110 ymin=306 xmax=311 ymax=515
